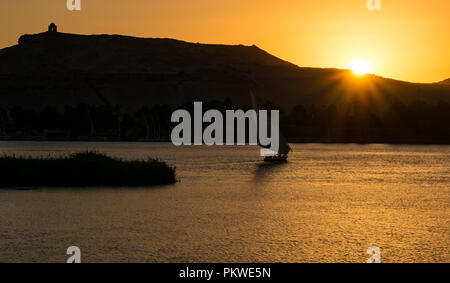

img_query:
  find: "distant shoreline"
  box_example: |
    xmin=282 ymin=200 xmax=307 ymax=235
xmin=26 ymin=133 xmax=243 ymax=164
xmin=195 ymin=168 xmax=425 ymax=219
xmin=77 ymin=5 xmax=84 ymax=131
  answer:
xmin=0 ymin=136 xmax=449 ymax=145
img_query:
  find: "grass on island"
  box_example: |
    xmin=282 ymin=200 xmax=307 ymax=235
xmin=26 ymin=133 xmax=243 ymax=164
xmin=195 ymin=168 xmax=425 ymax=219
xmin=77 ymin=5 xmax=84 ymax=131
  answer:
xmin=0 ymin=152 xmax=176 ymax=188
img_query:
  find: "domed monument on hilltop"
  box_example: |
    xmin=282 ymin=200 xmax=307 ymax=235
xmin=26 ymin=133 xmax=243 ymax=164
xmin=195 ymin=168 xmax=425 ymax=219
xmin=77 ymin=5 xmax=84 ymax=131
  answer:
xmin=48 ymin=23 xmax=58 ymax=33
xmin=18 ymin=23 xmax=59 ymax=45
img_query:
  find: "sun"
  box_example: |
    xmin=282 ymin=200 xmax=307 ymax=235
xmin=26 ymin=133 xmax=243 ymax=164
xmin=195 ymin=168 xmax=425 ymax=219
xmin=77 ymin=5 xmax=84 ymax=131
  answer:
xmin=349 ymin=59 xmax=372 ymax=75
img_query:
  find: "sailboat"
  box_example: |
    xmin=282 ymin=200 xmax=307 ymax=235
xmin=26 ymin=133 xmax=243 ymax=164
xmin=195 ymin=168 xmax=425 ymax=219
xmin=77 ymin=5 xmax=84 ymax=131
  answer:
xmin=250 ymin=91 xmax=292 ymax=162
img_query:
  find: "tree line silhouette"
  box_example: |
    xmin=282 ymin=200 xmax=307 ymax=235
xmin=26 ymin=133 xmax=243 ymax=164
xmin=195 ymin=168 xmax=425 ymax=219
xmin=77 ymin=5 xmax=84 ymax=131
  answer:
xmin=1 ymin=99 xmax=449 ymax=143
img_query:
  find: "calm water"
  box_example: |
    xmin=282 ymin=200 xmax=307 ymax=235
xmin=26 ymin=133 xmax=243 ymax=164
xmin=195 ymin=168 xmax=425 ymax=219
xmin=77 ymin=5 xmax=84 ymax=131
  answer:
xmin=0 ymin=142 xmax=448 ymax=263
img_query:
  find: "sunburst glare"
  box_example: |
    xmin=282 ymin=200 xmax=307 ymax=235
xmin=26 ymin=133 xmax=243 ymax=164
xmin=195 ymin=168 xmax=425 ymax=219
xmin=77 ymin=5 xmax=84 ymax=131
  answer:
xmin=349 ymin=59 xmax=372 ymax=75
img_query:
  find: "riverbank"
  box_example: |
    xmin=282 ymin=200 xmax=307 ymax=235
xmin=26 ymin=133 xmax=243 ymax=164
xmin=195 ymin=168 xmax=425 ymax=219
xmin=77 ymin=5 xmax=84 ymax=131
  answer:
xmin=0 ymin=152 xmax=176 ymax=188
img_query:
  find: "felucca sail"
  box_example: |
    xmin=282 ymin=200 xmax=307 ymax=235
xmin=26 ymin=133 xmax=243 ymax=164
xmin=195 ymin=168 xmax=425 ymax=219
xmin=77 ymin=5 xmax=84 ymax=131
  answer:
xmin=278 ymin=131 xmax=292 ymax=155
xmin=250 ymin=91 xmax=291 ymax=156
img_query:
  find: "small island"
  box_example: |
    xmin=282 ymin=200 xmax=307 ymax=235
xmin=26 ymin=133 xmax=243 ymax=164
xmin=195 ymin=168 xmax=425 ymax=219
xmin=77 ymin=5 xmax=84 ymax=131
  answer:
xmin=0 ymin=152 xmax=176 ymax=188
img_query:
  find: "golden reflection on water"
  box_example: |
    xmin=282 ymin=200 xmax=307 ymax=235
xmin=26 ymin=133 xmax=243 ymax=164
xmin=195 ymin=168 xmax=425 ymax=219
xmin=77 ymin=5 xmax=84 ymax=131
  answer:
xmin=0 ymin=142 xmax=448 ymax=262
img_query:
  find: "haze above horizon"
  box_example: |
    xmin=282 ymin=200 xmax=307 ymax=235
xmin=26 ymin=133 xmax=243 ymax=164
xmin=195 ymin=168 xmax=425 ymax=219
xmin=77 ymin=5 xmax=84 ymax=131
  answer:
xmin=0 ymin=0 xmax=449 ymax=83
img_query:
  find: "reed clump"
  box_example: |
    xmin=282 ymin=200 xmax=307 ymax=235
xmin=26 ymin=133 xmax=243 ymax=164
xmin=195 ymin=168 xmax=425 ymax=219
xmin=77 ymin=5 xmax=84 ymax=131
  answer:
xmin=0 ymin=152 xmax=176 ymax=188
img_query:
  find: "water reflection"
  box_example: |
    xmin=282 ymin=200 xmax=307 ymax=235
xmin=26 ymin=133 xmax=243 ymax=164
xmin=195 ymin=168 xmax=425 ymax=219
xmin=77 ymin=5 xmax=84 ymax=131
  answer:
xmin=253 ymin=161 xmax=289 ymax=182
xmin=0 ymin=142 xmax=448 ymax=263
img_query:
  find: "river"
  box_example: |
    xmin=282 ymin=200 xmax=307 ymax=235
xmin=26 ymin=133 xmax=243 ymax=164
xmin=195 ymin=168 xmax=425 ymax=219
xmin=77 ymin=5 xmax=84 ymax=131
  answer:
xmin=0 ymin=142 xmax=448 ymax=262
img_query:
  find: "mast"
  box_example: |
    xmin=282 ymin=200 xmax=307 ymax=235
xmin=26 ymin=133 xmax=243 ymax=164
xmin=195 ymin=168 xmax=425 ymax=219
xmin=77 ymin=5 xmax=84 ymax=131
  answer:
xmin=250 ymin=91 xmax=291 ymax=155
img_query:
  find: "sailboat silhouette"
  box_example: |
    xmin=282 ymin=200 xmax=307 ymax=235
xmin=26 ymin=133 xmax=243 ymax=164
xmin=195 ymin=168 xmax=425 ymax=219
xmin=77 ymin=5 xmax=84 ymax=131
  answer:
xmin=250 ymin=91 xmax=291 ymax=162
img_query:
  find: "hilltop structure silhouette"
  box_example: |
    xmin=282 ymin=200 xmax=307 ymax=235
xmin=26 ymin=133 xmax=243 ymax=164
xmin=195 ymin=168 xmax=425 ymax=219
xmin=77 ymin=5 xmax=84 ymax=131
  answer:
xmin=48 ymin=23 xmax=57 ymax=33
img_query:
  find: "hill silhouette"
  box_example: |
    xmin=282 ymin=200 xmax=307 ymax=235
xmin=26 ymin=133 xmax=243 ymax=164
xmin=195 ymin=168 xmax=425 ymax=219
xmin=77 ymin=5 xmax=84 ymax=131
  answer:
xmin=0 ymin=30 xmax=449 ymax=142
xmin=0 ymin=31 xmax=449 ymax=113
xmin=437 ymin=78 xmax=450 ymax=85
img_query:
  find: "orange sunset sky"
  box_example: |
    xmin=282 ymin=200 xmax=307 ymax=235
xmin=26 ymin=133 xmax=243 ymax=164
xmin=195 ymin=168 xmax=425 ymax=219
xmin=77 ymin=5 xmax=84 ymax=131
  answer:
xmin=0 ymin=0 xmax=449 ymax=83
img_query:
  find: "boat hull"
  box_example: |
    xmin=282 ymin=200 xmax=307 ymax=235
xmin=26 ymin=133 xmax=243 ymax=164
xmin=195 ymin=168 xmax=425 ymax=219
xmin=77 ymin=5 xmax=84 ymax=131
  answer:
xmin=263 ymin=155 xmax=288 ymax=162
